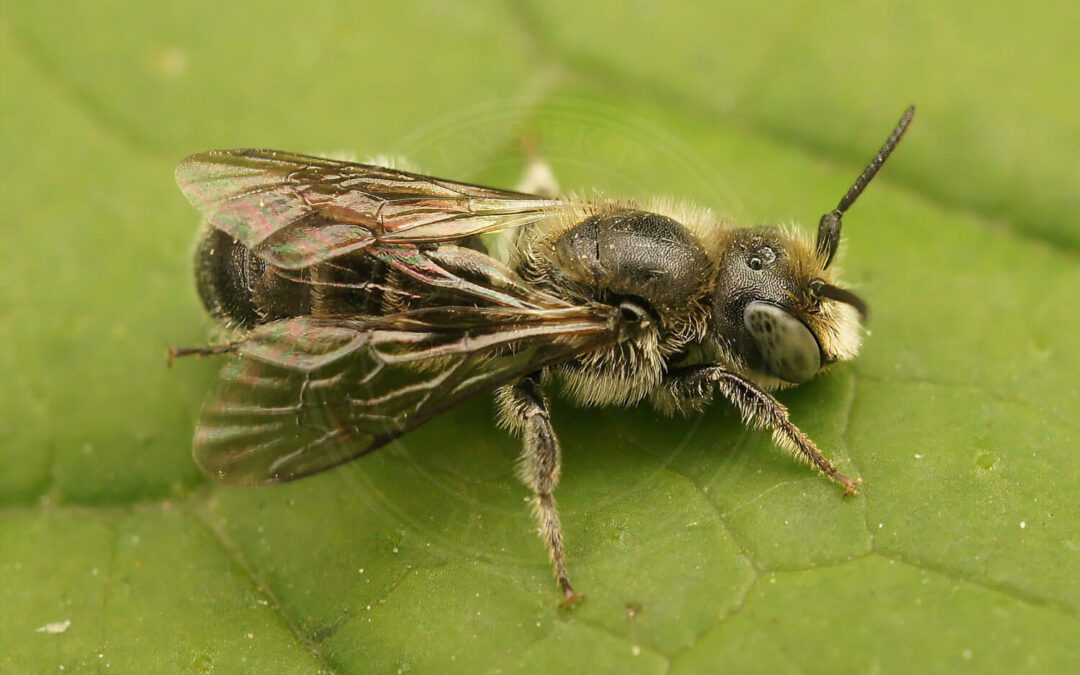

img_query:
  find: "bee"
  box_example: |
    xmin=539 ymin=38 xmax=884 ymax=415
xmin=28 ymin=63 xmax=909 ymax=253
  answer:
xmin=172 ymin=106 xmax=914 ymax=605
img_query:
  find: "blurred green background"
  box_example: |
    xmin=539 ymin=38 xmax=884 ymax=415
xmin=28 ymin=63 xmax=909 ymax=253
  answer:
xmin=2 ymin=1 xmax=1079 ymax=673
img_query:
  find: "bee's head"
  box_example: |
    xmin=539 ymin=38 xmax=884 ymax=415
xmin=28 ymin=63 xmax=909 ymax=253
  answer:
xmin=709 ymin=227 xmax=866 ymax=386
xmin=709 ymin=105 xmax=914 ymax=387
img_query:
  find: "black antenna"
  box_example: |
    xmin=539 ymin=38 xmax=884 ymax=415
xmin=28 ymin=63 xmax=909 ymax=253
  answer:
xmin=809 ymin=279 xmax=870 ymax=320
xmin=816 ymin=105 xmax=915 ymax=269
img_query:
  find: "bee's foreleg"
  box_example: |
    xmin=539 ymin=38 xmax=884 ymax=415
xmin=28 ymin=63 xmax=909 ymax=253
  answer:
xmin=660 ymin=365 xmax=861 ymax=496
xmin=496 ymin=376 xmax=581 ymax=606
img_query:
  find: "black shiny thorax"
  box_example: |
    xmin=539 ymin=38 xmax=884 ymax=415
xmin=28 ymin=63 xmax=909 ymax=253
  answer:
xmin=547 ymin=210 xmax=712 ymax=319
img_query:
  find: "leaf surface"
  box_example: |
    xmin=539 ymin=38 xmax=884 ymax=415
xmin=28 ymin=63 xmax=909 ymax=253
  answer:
xmin=2 ymin=1 xmax=1078 ymax=672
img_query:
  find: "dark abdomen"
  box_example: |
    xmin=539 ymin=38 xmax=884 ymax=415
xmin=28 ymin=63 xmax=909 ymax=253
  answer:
xmin=195 ymin=227 xmax=394 ymax=327
xmin=194 ymin=227 xmax=313 ymax=328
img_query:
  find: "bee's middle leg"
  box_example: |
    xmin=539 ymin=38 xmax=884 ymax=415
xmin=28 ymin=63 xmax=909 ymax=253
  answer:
xmin=514 ymin=137 xmax=560 ymax=198
xmin=496 ymin=375 xmax=581 ymax=606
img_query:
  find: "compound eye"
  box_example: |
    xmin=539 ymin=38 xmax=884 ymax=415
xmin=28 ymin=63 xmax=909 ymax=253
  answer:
xmin=743 ymin=301 xmax=821 ymax=383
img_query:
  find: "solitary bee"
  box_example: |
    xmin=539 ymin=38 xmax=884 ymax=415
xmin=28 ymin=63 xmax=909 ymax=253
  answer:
xmin=173 ymin=107 xmax=914 ymax=605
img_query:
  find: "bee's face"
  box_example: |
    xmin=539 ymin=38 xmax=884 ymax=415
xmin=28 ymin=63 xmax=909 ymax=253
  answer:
xmin=710 ymin=227 xmax=864 ymax=385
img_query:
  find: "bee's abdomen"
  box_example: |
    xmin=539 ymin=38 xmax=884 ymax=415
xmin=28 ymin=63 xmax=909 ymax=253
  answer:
xmin=194 ymin=227 xmax=311 ymax=328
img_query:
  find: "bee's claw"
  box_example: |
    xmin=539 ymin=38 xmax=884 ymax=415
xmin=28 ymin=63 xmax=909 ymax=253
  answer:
xmin=839 ymin=475 xmax=862 ymax=497
xmin=558 ymin=579 xmax=584 ymax=608
xmin=559 ymin=591 xmax=584 ymax=609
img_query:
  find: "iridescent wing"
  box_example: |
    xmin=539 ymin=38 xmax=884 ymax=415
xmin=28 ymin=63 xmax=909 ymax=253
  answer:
xmin=193 ymin=305 xmax=619 ymax=485
xmin=176 ymin=149 xmax=577 ymax=269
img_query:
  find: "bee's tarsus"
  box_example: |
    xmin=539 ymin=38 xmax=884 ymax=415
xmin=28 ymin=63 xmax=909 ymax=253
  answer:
xmin=498 ymin=376 xmax=578 ymax=601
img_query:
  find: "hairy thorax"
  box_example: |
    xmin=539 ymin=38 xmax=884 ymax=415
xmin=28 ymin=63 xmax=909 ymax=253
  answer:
xmin=511 ymin=202 xmax=715 ymax=407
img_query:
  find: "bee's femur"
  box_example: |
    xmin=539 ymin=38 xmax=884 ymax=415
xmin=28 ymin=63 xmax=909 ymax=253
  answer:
xmin=816 ymin=106 xmax=915 ymax=269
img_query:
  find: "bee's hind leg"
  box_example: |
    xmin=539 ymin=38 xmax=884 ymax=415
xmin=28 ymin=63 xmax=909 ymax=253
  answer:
xmin=496 ymin=375 xmax=582 ymax=607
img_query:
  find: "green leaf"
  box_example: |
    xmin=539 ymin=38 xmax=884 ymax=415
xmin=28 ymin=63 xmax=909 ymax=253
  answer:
xmin=2 ymin=1 xmax=1078 ymax=672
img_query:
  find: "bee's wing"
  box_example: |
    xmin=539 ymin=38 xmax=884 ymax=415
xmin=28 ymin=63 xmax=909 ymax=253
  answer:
xmin=176 ymin=149 xmax=575 ymax=270
xmin=193 ymin=306 xmax=618 ymax=485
